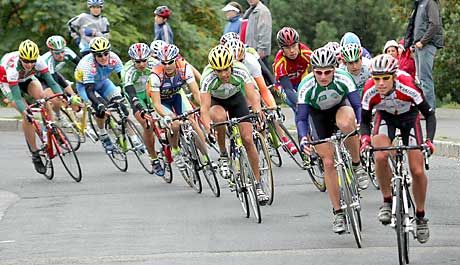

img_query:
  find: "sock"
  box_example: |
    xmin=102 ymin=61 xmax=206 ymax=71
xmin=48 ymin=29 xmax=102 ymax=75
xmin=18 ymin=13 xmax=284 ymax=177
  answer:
xmin=384 ymin=196 xmax=392 ymax=203
xmin=99 ymin=128 xmax=107 ymax=135
xmin=416 ymin=210 xmax=425 ymax=219
xmin=333 ymin=208 xmax=343 ymax=215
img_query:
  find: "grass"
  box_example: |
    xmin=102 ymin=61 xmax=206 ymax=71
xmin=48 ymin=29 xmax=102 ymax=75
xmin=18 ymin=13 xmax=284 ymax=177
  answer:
xmin=439 ymin=102 xmax=460 ymax=109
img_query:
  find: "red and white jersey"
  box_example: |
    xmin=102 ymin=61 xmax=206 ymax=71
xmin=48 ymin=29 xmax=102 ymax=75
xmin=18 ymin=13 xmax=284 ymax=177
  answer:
xmin=0 ymin=52 xmax=49 ymax=86
xmin=361 ymin=70 xmax=423 ymax=115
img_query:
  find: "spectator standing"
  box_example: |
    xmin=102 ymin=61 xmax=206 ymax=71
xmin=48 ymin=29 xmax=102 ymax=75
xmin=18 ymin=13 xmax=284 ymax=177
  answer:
xmin=244 ymin=0 xmax=272 ymax=66
xmin=222 ymin=2 xmax=243 ymax=34
xmin=154 ymin=5 xmax=174 ymax=44
xmin=405 ymin=0 xmax=444 ymax=109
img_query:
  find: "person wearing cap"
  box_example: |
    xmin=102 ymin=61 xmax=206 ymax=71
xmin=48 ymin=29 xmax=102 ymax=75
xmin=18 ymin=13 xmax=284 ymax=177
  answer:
xmin=383 ymin=40 xmax=399 ymax=59
xmin=153 ymin=5 xmax=174 ymax=44
xmin=222 ymin=2 xmax=243 ymax=34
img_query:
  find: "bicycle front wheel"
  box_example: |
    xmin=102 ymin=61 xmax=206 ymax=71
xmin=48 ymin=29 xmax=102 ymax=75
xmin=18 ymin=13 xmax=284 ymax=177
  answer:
xmin=157 ymin=143 xmax=173 ymax=183
xmin=305 ymin=152 xmax=326 ymax=192
xmin=179 ymin=134 xmax=202 ymax=193
xmin=240 ymin=149 xmax=261 ymax=223
xmin=126 ymin=119 xmax=153 ymax=174
xmin=254 ymin=131 xmax=274 ymax=205
xmin=106 ymin=118 xmax=128 ymax=172
xmin=51 ymin=125 xmax=82 ymax=182
xmin=192 ymin=131 xmax=220 ymax=197
xmin=28 ymin=125 xmax=54 ymax=179
xmin=275 ymin=123 xmax=305 ymax=169
xmin=340 ymin=165 xmax=362 ymax=248
xmin=395 ymin=179 xmax=409 ymax=265
xmin=60 ymin=108 xmax=82 ymax=151
xmin=266 ymin=122 xmax=282 ymax=167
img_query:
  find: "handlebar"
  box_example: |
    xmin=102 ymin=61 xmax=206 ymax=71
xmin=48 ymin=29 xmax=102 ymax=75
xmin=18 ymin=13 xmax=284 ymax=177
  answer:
xmin=368 ymin=144 xmax=430 ymax=170
xmin=27 ymin=93 xmax=65 ymax=110
xmin=172 ymin=107 xmax=200 ymax=122
xmin=306 ymin=129 xmax=359 ymax=146
xmin=211 ymin=113 xmax=257 ymax=128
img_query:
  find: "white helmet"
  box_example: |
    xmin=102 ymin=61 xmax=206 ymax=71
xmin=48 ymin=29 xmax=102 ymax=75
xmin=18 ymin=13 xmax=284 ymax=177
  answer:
xmin=224 ymin=38 xmax=245 ymax=61
xmin=370 ymin=54 xmax=399 ymax=75
xmin=128 ymin=43 xmax=151 ymax=60
xmin=150 ymin=40 xmax=167 ymax=58
xmin=219 ymin=32 xmax=240 ymax=45
xmin=158 ymin=44 xmax=180 ymax=62
xmin=310 ymin=47 xmax=337 ymax=68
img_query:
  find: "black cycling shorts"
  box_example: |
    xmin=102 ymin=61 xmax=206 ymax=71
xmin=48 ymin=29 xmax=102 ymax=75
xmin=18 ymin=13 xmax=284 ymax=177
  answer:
xmin=211 ymin=92 xmax=250 ymax=120
xmin=309 ymin=100 xmax=349 ymax=140
xmin=373 ymin=110 xmax=423 ymax=145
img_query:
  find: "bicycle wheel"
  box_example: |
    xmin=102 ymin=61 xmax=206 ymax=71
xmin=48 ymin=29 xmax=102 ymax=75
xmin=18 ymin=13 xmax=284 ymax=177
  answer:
xmin=51 ymin=124 xmax=82 ymax=182
xmin=266 ymin=123 xmax=282 ymax=167
xmin=105 ymin=117 xmax=128 ymax=172
xmin=253 ymin=131 xmax=274 ymax=205
xmin=275 ymin=123 xmax=305 ymax=169
xmin=87 ymin=108 xmax=100 ymax=140
xmin=305 ymin=152 xmax=326 ymax=192
xmin=340 ymin=165 xmax=362 ymax=248
xmin=240 ymin=149 xmax=261 ymax=223
xmin=361 ymin=152 xmax=380 ymax=190
xmin=395 ymin=179 xmax=409 ymax=265
xmin=192 ymin=131 xmax=220 ymax=197
xmin=156 ymin=142 xmax=173 ymax=183
xmin=28 ymin=125 xmax=54 ymax=180
xmin=126 ymin=119 xmax=153 ymax=174
xmin=231 ymin=156 xmax=250 ymax=218
xmin=179 ymin=134 xmax=202 ymax=193
xmin=60 ymin=108 xmax=82 ymax=151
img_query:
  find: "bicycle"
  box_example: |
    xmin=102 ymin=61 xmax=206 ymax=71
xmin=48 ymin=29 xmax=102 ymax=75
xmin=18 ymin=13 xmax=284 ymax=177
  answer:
xmin=26 ymin=93 xmax=82 ymax=182
xmin=263 ymin=107 xmax=326 ymax=192
xmin=60 ymin=103 xmax=99 ymax=149
xmin=307 ymin=130 xmax=362 ymax=248
xmin=369 ymin=144 xmax=429 ymax=265
xmin=174 ymin=107 xmax=220 ymax=196
xmin=212 ymin=113 xmax=262 ymax=223
xmin=361 ymin=148 xmax=380 ymax=190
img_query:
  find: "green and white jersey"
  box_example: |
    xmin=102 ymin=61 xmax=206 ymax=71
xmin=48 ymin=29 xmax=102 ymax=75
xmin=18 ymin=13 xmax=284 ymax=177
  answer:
xmin=297 ymin=68 xmax=357 ymax=110
xmin=122 ymin=58 xmax=158 ymax=93
xmin=41 ymin=47 xmax=79 ymax=74
xmin=200 ymin=61 xmax=253 ymax=99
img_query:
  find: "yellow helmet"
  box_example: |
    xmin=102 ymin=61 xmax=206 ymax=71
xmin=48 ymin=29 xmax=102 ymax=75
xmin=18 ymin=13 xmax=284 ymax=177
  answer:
xmin=208 ymin=44 xmax=233 ymax=70
xmin=18 ymin=40 xmax=40 ymax=61
xmin=90 ymin=37 xmax=111 ymax=53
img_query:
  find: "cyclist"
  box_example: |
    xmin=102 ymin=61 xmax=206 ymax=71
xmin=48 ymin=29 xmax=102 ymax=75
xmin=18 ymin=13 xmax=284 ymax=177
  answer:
xmin=0 ymin=40 xmax=64 ymax=173
xmin=68 ymin=0 xmax=110 ymax=56
xmin=147 ymin=43 xmax=205 ymax=171
xmin=360 ymin=54 xmax=435 ymax=244
xmin=74 ymin=36 xmax=125 ymax=153
xmin=200 ymin=44 xmax=269 ymax=204
xmin=40 ymin=35 xmax=82 ymax=126
xmin=339 ymin=43 xmax=371 ymax=95
xmin=324 ymin=41 xmax=341 ymax=66
xmin=273 ymin=27 xmax=312 ymax=114
xmin=122 ymin=43 xmax=165 ymax=176
xmin=296 ymin=47 xmax=369 ymax=233
xmin=340 ymin=32 xmax=372 ymax=59
xmin=224 ymin=38 xmax=298 ymax=154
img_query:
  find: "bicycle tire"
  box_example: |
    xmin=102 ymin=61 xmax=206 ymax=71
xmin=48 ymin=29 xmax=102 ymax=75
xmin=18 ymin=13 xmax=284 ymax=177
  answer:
xmin=240 ymin=149 xmax=262 ymax=223
xmin=275 ymin=123 xmax=305 ymax=169
xmin=305 ymin=152 xmax=326 ymax=192
xmin=158 ymin=140 xmax=173 ymax=183
xmin=51 ymin=125 xmax=82 ymax=182
xmin=395 ymin=178 xmax=409 ymax=265
xmin=126 ymin=119 xmax=154 ymax=174
xmin=192 ymin=131 xmax=220 ymax=197
xmin=105 ymin=117 xmax=128 ymax=172
xmin=361 ymin=152 xmax=380 ymax=190
xmin=340 ymin=165 xmax=362 ymax=248
xmin=179 ymin=134 xmax=202 ymax=193
xmin=254 ymin=131 xmax=274 ymax=205
xmin=88 ymin=108 xmax=100 ymax=140
xmin=60 ymin=108 xmax=83 ymax=151
xmin=231 ymin=156 xmax=250 ymax=218
xmin=266 ymin=122 xmax=282 ymax=167
xmin=27 ymin=126 xmax=54 ymax=179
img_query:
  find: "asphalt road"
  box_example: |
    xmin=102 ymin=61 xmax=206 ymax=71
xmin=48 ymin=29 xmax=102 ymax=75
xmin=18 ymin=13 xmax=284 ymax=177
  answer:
xmin=0 ymin=131 xmax=459 ymax=265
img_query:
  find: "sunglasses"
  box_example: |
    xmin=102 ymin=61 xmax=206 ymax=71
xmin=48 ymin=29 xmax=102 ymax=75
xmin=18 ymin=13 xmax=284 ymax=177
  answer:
xmin=52 ymin=50 xmax=65 ymax=55
xmin=134 ymin=59 xmax=148 ymax=64
xmin=313 ymin=69 xmax=334 ymax=76
xmin=161 ymin=60 xmax=175 ymax=65
xmin=21 ymin=59 xmax=37 ymax=64
xmin=372 ymin=75 xmax=393 ymax=81
xmin=95 ymin=51 xmax=110 ymax=58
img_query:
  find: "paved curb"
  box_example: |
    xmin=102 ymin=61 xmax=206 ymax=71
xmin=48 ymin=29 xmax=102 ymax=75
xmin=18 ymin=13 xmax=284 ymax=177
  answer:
xmin=0 ymin=118 xmax=22 ymax=132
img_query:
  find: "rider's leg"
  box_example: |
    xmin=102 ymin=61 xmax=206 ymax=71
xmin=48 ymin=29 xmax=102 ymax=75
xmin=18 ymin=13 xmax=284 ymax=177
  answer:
xmin=25 ymin=80 xmax=46 ymax=151
xmin=373 ymin=135 xmax=393 ymax=199
xmin=239 ymin=121 xmax=261 ymax=181
xmin=336 ymin=106 xmax=360 ymax=163
xmin=316 ymin=143 xmax=341 ymax=210
xmin=209 ymin=105 xmax=228 ymax=155
xmin=134 ymin=111 xmax=156 ymax=159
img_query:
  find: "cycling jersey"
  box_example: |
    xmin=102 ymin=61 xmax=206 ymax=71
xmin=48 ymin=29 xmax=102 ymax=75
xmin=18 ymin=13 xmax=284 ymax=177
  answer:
xmin=360 ymin=70 xmax=436 ymax=141
xmin=243 ymin=52 xmax=262 ymax=79
xmin=74 ymin=52 xmax=123 ymax=84
xmin=273 ymin=42 xmax=312 ymax=87
xmin=122 ymin=58 xmax=157 ymax=94
xmin=67 ymin=13 xmax=110 ymax=53
xmin=339 ymin=56 xmax=371 ymax=94
xmin=296 ymin=68 xmax=361 ymax=139
xmin=200 ymin=61 xmax=253 ymax=99
xmin=147 ymin=59 xmax=194 ymax=99
xmin=41 ymin=47 xmax=80 ymax=74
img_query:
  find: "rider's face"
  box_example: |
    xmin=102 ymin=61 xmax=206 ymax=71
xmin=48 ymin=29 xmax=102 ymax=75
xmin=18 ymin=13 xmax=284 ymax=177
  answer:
xmin=20 ymin=59 xmax=36 ymax=71
xmin=162 ymin=60 xmax=176 ymax=76
xmin=89 ymin=6 xmax=102 ymax=16
xmin=94 ymin=51 xmax=110 ymax=66
xmin=313 ymin=68 xmax=334 ymax=87
xmin=215 ymin=67 xmax=232 ymax=83
xmin=373 ymin=74 xmax=395 ymax=95
xmin=134 ymin=59 xmax=148 ymax=71
xmin=52 ymin=50 xmax=65 ymax=62
xmin=282 ymin=43 xmax=299 ymax=60
xmin=346 ymin=58 xmax=362 ymax=75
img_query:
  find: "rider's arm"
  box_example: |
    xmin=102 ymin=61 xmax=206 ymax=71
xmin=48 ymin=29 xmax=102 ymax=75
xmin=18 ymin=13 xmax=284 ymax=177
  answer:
xmin=124 ymin=85 xmax=143 ymax=113
xmin=10 ymin=85 xmax=26 ymax=113
xmin=84 ymin=83 xmax=104 ymax=106
xmin=347 ymin=90 xmax=362 ymax=124
xmin=187 ymin=81 xmax=201 ymax=106
xmin=279 ymin=76 xmax=294 ymax=92
xmin=42 ymin=72 xmax=63 ymax=94
xmin=245 ymin=82 xmax=261 ymax=113
xmin=184 ymin=64 xmax=201 ymax=106
xmin=418 ymin=100 xmax=436 ymax=141
xmin=255 ymin=76 xmax=276 ymax=108
xmin=296 ymin=103 xmax=311 ymax=139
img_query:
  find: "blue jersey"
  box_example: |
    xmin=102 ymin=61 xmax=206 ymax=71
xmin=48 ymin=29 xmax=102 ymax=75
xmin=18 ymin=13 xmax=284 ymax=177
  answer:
xmin=74 ymin=51 xmax=123 ymax=84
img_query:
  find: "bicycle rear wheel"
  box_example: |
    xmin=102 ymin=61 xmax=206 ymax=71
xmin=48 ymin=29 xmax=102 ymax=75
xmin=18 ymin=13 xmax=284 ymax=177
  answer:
xmin=28 ymin=125 xmax=54 ymax=179
xmin=51 ymin=124 xmax=82 ymax=182
xmin=305 ymin=152 xmax=326 ymax=192
xmin=254 ymin=131 xmax=274 ymax=205
xmin=275 ymin=123 xmax=305 ymax=169
xmin=179 ymin=134 xmax=202 ymax=193
xmin=192 ymin=132 xmax=220 ymax=197
xmin=126 ymin=119 xmax=153 ymax=174
xmin=157 ymin=142 xmax=173 ymax=183
xmin=60 ymin=108 xmax=82 ymax=151
xmin=340 ymin=166 xmax=362 ymax=248
xmin=395 ymin=179 xmax=409 ymax=265
xmin=240 ymin=149 xmax=261 ymax=223
xmin=105 ymin=118 xmax=128 ymax=172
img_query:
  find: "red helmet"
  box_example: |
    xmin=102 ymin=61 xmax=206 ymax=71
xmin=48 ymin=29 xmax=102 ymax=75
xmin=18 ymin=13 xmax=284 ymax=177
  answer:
xmin=154 ymin=5 xmax=171 ymax=18
xmin=277 ymin=27 xmax=299 ymax=47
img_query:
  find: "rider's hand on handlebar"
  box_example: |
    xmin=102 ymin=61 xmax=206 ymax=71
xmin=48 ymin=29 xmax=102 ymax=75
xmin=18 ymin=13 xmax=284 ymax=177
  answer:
xmin=300 ymin=136 xmax=313 ymax=155
xmin=425 ymin=139 xmax=435 ymax=156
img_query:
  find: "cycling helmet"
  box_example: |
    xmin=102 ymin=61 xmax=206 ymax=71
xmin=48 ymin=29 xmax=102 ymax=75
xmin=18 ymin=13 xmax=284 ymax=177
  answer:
xmin=87 ymin=0 xmax=103 ymax=7
xmin=154 ymin=5 xmax=171 ymax=18
xmin=324 ymin=41 xmax=341 ymax=57
xmin=128 ymin=43 xmax=151 ymax=60
xmin=370 ymin=54 xmax=399 ymax=75
xmin=276 ymin=27 xmax=299 ymax=47
xmin=224 ymin=39 xmax=245 ymax=61
xmin=340 ymin=32 xmax=362 ymax=48
xmin=158 ymin=44 xmax=180 ymax=62
xmin=310 ymin=47 xmax=337 ymax=69
xmin=89 ymin=37 xmax=111 ymax=53
xmin=208 ymin=44 xmax=233 ymax=70
xmin=46 ymin=35 xmax=67 ymax=51
xmin=341 ymin=43 xmax=362 ymax=63
xmin=150 ymin=40 xmax=166 ymax=58
xmin=219 ymin=32 xmax=240 ymax=45
xmin=18 ymin=40 xmax=40 ymax=61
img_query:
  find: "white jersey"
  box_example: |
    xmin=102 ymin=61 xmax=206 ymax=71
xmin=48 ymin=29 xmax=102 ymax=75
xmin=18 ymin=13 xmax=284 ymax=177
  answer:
xmin=339 ymin=56 xmax=371 ymax=93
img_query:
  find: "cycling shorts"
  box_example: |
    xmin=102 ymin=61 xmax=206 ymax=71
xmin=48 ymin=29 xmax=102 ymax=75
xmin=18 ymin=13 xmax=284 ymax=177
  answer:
xmin=161 ymin=89 xmax=192 ymax=116
xmin=76 ymin=79 xmax=118 ymax=103
xmin=373 ymin=110 xmax=423 ymax=146
xmin=309 ymin=99 xmax=349 ymax=140
xmin=211 ymin=91 xmax=250 ymax=120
